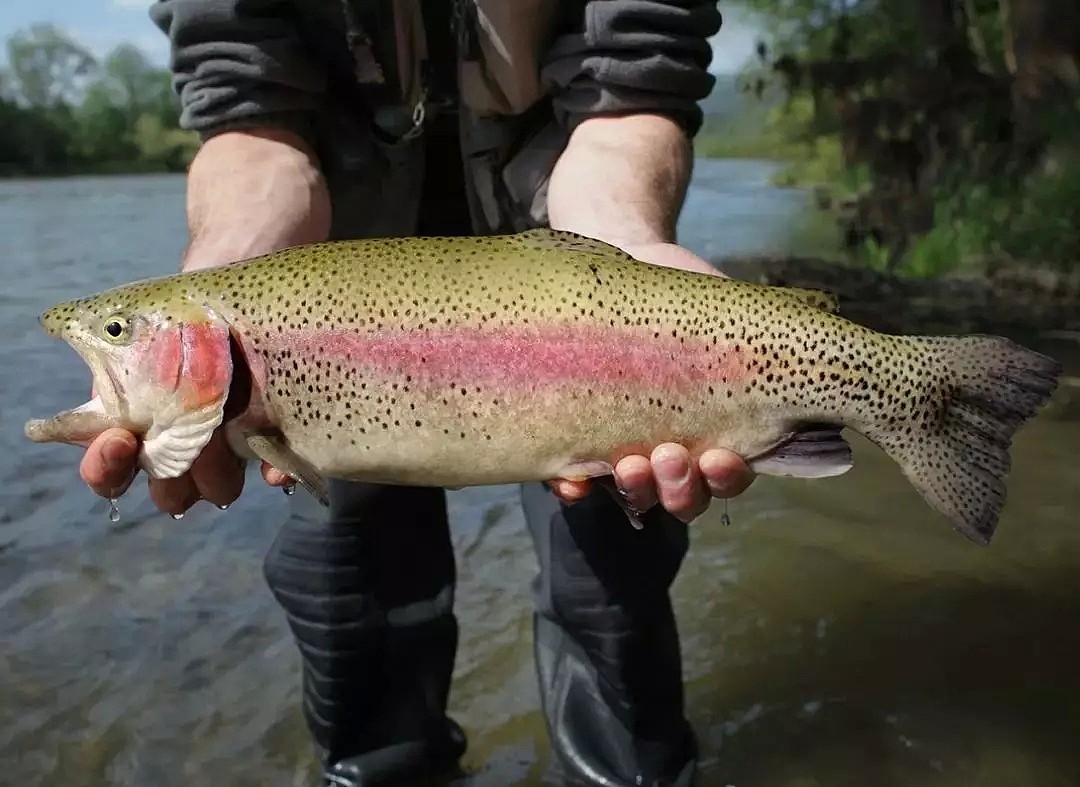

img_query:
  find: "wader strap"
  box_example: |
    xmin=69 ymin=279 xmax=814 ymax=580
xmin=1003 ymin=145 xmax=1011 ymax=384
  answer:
xmin=341 ymin=0 xmax=431 ymax=144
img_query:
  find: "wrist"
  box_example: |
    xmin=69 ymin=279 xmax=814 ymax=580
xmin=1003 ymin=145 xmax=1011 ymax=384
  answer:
xmin=182 ymin=127 xmax=331 ymax=272
xmin=548 ymin=114 xmax=692 ymax=247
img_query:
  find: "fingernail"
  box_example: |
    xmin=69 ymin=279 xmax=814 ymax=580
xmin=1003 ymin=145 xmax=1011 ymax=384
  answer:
xmin=653 ymin=450 xmax=690 ymax=485
xmin=706 ymin=479 xmax=730 ymax=499
xmin=102 ymin=438 xmax=130 ymax=471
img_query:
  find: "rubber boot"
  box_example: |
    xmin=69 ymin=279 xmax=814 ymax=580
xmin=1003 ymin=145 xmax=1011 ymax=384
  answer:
xmin=521 ymin=481 xmax=698 ymax=787
xmin=264 ymin=479 xmax=467 ymax=786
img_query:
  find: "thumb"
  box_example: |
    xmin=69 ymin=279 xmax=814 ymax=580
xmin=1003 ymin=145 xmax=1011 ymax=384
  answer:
xmin=80 ymin=428 xmax=140 ymax=498
xmin=261 ymin=461 xmax=295 ymax=487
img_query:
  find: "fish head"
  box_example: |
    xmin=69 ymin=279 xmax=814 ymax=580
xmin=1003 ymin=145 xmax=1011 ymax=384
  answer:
xmin=26 ymin=279 xmax=234 ymax=480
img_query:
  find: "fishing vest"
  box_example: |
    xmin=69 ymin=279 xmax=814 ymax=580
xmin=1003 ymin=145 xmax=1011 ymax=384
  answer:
xmin=339 ymin=0 xmax=566 ymax=234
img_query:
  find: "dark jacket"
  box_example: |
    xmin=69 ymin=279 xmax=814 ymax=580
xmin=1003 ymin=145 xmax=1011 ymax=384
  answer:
xmin=149 ymin=0 xmax=722 ymax=236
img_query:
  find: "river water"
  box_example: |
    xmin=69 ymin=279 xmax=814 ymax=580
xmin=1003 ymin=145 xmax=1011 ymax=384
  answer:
xmin=1 ymin=161 xmax=1078 ymax=786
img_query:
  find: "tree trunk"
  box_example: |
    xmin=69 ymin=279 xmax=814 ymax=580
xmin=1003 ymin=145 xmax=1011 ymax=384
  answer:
xmin=1010 ymin=0 xmax=1080 ymax=99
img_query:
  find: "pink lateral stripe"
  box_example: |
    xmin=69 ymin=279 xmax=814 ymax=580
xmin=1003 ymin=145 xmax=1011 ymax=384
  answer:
xmin=268 ymin=325 xmax=746 ymax=391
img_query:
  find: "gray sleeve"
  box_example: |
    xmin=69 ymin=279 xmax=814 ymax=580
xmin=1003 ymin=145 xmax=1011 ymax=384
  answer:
xmin=540 ymin=0 xmax=722 ymax=137
xmin=149 ymin=0 xmax=326 ymax=140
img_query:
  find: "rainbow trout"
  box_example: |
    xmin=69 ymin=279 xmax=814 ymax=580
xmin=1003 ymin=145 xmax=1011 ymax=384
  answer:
xmin=25 ymin=230 xmax=1061 ymax=544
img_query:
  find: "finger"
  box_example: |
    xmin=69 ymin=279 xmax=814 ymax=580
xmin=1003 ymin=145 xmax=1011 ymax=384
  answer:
xmin=699 ymin=449 xmax=755 ymax=499
xmin=79 ymin=428 xmax=140 ymax=498
xmin=189 ymin=432 xmax=245 ymax=506
xmin=549 ymin=478 xmax=592 ymax=503
xmin=651 ymin=443 xmax=709 ymax=524
xmin=148 ymin=474 xmax=200 ymax=517
xmin=612 ymin=454 xmax=657 ymax=513
xmin=261 ymin=462 xmax=295 ymax=487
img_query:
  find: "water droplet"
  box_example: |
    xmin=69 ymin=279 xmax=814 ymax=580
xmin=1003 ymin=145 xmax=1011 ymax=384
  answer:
xmin=282 ymin=484 xmax=296 ymax=497
xmin=720 ymin=499 xmax=732 ymax=527
xmin=107 ymin=498 xmax=120 ymax=523
xmin=171 ymin=512 xmax=185 ymax=521
xmin=216 ymin=503 xmax=230 ymax=511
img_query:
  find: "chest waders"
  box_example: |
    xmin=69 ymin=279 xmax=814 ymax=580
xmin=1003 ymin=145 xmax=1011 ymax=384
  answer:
xmin=260 ymin=3 xmax=698 ymax=784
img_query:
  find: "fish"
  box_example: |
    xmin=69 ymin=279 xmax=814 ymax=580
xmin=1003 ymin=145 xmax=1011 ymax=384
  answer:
xmin=24 ymin=229 xmax=1062 ymax=544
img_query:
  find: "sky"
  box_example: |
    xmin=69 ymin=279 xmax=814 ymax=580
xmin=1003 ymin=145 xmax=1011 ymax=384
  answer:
xmin=0 ymin=1 xmax=172 ymax=66
xmin=0 ymin=0 xmax=764 ymax=74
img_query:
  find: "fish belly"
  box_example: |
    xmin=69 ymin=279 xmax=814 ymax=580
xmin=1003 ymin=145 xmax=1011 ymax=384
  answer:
xmin=255 ymin=323 xmax=792 ymax=489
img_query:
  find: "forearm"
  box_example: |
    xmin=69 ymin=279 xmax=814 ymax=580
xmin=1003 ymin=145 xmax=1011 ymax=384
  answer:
xmin=547 ymin=113 xmax=692 ymax=246
xmin=182 ymin=127 xmax=331 ymax=272
xmin=547 ymin=113 xmax=717 ymax=275
xmin=545 ymin=113 xmax=751 ymax=514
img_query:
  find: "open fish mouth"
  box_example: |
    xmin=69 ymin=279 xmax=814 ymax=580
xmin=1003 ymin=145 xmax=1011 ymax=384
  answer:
xmin=24 ymin=395 xmax=120 ymax=446
xmin=24 ymin=321 xmax=128 ymax=446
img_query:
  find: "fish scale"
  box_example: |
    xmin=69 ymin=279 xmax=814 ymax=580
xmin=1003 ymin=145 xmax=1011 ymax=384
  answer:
xmin=27 ymin=229 xmax=1062 ymax=545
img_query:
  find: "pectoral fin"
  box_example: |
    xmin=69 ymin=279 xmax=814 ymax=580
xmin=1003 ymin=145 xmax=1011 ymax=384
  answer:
xmin=245 ymin=430 xmax=330 ymax=507
xmin=140 ymin=400 xmax=226 ymax=478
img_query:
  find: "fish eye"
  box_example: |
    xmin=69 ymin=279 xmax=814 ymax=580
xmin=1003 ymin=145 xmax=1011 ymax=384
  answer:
xmin=102 ymin=316 xmax=130 ymax=342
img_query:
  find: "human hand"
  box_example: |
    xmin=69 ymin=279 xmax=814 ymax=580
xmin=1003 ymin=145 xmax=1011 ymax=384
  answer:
xmin=549 ymin=240 xmax=756 ymax=523
xmin=79 ymin=427 xmax=246 ymax=516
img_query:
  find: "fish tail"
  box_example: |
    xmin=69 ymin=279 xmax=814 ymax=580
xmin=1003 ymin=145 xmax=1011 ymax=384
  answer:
xmin=871 ymin=335 xmax=1062 ymax=544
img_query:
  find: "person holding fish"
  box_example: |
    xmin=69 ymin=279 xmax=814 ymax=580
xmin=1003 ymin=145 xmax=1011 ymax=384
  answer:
xmin=69 ymin=1 xmax=759 ymax=784
xmin=25 ymin=2 xmax=1062 ymax=784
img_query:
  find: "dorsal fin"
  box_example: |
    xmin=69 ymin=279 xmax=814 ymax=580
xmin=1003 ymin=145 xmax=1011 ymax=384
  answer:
xmin=776 ymin=286 xmax=840 ymax=314
xmin=517 ymin=228 xmax=634 ymax=260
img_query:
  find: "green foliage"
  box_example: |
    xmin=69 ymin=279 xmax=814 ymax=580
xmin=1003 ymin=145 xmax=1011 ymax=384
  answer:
xmin=132 ymin=114 xmax=200 ymax=171
xmin=696 ymin=92 xmax=816 ymax=161
xmin=772 ymin=133 xmax=844 ymax=187
xmin=0 ymin=25 xmax=197 ymax=177
xmin=847 ymin=150 xmax=1080 ymax=278
xmin=6 ymin=24 xmax=95 ymax=109
xmin=723 ymin=0 xmax=1080 ymax=276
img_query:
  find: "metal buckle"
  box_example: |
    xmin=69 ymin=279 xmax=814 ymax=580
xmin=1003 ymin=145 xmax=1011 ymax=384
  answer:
xmin=401 ymin=87 xmax=428 ymax=141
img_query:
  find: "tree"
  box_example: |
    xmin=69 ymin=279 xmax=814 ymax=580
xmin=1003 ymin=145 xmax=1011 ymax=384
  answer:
xmin=6 ymin=23 xmax=96 ymax=108
xmin=736 ymin=0 xmax=1080 ymax=269
xmin=74 ymin=80 xmax=138 ymax=164
xmin=101 ymin=43 xmax=168 ymax=122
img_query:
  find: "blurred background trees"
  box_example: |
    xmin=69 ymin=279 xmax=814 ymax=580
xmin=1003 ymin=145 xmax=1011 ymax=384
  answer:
xmin=0 ymin=24 xmax=197 ymax=176
xmin=700 ymin=0 xmax=1080 ymax=275
xmin=3 ymin=9 xmax=1078 ymax=278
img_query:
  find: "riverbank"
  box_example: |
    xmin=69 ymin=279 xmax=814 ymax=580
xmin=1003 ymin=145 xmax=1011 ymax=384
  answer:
xmin=696 ymin=87 xmax=1080 ymax=283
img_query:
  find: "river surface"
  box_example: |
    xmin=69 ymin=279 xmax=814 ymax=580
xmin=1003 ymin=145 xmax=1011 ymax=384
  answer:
xmin=1 ymin=161 xmax=1078 ymax=786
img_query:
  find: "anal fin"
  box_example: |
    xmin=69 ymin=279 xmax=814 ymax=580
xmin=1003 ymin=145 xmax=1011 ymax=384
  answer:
xmin=245 ymin=430 xmax=330 ymax=506
xmin=749 ymin=425 xmax=854 ymax=478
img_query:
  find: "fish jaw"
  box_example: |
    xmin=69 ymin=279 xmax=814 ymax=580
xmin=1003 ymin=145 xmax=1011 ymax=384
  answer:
xmin=27 ymin=296 xmax=236 ymax=480
xmin=24 ymin=395 xmax=123 ymax=447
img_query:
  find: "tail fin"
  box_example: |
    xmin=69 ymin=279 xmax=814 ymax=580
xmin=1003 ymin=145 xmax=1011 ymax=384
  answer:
xmin=872 ymin=335 xmax=1061 ymax=545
